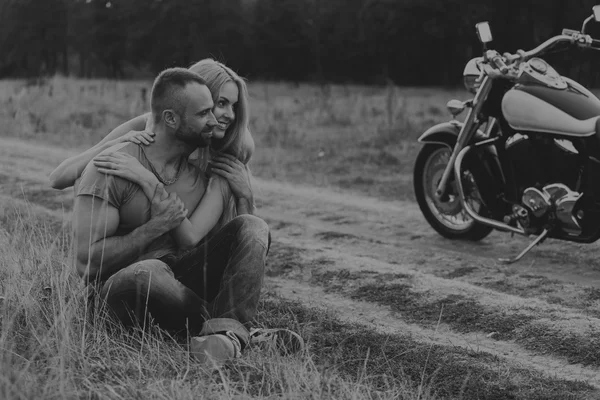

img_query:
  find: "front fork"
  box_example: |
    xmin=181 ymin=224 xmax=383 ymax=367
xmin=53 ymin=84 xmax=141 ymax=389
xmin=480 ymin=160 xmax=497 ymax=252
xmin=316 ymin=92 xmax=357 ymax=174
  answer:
xmin=435 ymin=76 xmax=494 ymax=198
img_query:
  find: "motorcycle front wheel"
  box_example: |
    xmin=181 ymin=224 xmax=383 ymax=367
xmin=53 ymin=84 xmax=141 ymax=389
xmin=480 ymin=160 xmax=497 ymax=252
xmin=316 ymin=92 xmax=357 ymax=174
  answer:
xmin=413 ymin=144 xmax=493 ymax=241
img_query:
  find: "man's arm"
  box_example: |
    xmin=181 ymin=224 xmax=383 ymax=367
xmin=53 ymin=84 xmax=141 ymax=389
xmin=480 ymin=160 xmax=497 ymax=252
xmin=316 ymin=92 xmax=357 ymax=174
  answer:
xmin=74 ymin=190 xmax=186 ymax=282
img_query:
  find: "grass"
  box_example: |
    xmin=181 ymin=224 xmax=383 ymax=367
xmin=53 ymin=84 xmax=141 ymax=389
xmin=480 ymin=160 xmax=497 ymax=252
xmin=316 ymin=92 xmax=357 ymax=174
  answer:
xmin=0 ymin=197 xmax=438 ymax=400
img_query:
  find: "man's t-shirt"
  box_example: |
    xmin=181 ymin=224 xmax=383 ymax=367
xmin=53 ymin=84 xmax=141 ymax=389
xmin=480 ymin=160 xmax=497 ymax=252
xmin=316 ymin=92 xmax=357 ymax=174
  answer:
xmin=76 ymin=142 xmax=207 ymax=265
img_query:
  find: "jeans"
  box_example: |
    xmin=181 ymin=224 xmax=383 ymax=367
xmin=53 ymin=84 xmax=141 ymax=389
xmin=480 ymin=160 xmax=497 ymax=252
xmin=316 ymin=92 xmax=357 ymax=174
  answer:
xmin=95 ymin=215 xmax=269 ymax=347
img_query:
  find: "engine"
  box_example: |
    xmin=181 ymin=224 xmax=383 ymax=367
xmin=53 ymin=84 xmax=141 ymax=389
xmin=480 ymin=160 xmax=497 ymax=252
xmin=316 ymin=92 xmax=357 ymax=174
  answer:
xmin=504 ymin=134 xmax=584 ymax=235
xmin=505 ymin=133 xmax=581 ymax=192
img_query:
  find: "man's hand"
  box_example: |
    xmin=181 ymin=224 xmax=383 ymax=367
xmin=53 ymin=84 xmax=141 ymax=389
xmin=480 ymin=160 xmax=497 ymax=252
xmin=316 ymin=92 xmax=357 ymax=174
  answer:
xmin=150 ymin=189 xmax=188 ymax=231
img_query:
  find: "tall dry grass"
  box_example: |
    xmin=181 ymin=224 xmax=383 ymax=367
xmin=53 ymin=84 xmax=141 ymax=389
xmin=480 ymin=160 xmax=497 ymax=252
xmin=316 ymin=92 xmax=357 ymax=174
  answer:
xmin=0 ymin=196 xmax=441 ymax=399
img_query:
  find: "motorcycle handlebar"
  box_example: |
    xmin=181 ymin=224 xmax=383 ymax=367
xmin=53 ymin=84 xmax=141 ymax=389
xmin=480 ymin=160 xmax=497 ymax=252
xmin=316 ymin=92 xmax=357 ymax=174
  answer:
xmin=504 ymin=35 xmax=575 ymax=63
xmin=491 ymin=55 xmax=509 ymax=73
xmin=483 ymin=32 xmax=600 ymax=76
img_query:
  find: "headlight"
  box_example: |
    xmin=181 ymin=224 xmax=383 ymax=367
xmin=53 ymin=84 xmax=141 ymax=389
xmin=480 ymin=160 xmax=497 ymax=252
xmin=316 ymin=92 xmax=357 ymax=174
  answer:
xmin=463 ymin=57 xmax=482 ymax=94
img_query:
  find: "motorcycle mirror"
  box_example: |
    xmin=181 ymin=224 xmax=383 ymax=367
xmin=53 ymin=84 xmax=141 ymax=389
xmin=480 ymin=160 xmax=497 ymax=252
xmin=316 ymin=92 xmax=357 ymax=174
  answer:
xmin=582 ymin=7 xmax=600 ymax=34
xmin=476 ymin=22 xmax=493 ymax=44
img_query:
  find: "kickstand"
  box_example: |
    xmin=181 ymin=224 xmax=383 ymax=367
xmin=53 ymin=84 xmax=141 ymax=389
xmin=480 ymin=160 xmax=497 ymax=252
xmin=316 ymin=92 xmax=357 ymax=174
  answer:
xmin=498 ymin=228 xmax=550 ymax=265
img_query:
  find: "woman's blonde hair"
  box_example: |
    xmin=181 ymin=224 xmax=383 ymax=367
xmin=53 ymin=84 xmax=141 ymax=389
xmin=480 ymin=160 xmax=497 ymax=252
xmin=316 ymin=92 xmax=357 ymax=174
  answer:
xmin=188 ymin=58 xmax=255 ymax=229
xmin=189 ymin=59 xmax=254 ymax=164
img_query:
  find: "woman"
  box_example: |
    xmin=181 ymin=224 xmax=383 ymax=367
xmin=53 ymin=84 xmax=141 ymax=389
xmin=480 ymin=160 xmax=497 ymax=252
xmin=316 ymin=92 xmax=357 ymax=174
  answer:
xmin=50 ymin=58 xmax=256 ymax=246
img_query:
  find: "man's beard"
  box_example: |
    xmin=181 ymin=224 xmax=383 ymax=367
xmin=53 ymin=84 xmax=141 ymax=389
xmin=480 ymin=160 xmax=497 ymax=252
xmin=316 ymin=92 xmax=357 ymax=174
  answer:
xmin=175 ymin=119 xmax=211 ymax=148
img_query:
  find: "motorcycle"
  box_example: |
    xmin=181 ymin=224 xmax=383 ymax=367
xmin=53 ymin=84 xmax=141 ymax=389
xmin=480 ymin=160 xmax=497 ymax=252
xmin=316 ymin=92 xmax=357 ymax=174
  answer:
xmin=413 ymin=6 xmax=600 ymax=264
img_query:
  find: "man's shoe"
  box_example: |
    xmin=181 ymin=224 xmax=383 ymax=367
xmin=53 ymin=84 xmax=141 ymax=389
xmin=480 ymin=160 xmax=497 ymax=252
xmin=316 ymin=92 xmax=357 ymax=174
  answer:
xmin=249 ymin=328 xmax=304 ymax=355
xmin=190 ymin=331 xmax=242 ymax=367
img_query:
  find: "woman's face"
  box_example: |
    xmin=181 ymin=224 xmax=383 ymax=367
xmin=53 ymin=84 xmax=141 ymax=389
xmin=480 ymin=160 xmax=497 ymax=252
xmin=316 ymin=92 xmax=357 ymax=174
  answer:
xmin=211 ymin=81 xmax=239 ymax=140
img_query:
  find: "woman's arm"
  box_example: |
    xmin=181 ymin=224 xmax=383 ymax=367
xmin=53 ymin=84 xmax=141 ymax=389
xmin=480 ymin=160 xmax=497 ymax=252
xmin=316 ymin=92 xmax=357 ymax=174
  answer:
xmin=171 ymin=177 xmax=227 ymax=249
xmin=93 ymin=150 xmax=160 ymax=200
xmin=48 ymin=113 xmax=151 ymax=190
xmin=93 ymin=152 xmax=227 ymax=249
xmin=236 ymin=197 xmax=255 ymax=215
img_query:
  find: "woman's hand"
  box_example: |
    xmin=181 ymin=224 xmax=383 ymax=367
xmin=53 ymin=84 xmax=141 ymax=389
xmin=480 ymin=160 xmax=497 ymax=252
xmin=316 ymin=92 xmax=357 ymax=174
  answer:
xmin=119 ymin=129 xmax=155 ymax=146
xmin=93 ymin=152 xmax=156 ymax=186
xmin=210 ymin=153 xmax=252 ymax=200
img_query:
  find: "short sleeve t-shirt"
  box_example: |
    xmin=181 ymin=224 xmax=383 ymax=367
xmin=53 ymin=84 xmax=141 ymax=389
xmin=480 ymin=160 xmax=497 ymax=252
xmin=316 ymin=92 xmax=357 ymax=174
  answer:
xmin=76 ymin=142 xmax=207 ymax=263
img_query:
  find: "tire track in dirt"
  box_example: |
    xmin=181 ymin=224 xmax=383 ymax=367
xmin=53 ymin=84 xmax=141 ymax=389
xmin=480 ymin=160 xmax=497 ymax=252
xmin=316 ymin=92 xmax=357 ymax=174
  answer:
xmin=256 ymin=200 xmax=600 ymax=319
xmin=264 ymin=239 xmax=600 ymax=375
xmin=255 ymin=178 xmax=600 ymax=287
xmin=265 ymin=277 xmax=600 ymax=389
xmin=3 ymin=137 xmax=600 ymax=392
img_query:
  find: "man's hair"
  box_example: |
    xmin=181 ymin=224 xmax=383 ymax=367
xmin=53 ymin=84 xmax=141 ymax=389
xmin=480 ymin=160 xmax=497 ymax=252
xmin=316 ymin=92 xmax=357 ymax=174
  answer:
xmin=150 ymin=67 xmax=207 ymax=124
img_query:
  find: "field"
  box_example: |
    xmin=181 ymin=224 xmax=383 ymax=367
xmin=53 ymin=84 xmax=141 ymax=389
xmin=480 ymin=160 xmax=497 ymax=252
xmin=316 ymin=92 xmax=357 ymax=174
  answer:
xmin=1 ymin=76 xmax=600 ymax=399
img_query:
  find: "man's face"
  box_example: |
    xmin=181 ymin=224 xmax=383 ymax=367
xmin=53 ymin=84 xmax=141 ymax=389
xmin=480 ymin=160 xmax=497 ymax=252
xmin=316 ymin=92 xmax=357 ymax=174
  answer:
xmin=174 ymin=83 xmax=217 ymax=148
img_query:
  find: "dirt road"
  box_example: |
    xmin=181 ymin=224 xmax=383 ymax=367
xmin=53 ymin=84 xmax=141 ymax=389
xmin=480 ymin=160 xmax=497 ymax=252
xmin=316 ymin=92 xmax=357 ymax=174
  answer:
xmin=2 ymin=136 xmax=600 ymax=393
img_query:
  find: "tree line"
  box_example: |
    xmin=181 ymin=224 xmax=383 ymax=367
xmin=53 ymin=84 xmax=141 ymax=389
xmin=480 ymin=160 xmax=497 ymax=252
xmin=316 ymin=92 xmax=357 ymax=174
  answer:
xmin=2 ymin=0 xmax=600 ymax=86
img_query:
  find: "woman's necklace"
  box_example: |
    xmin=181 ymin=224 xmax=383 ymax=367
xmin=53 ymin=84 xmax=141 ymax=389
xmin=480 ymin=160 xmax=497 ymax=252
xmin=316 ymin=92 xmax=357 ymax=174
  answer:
xmin=140 ymin=146 xmax=185 ymax=186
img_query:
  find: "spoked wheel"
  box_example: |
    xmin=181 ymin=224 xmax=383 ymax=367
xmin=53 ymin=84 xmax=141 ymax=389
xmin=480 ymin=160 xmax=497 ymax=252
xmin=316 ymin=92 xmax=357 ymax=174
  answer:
xmin=414 ymin=144 xmax=493 ymax=241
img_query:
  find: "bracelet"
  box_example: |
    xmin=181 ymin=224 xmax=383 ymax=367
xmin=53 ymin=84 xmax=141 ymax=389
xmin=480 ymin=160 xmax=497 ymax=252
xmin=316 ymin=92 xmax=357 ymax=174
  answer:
xmin=238 ymin=197 xmax=256 ymax=210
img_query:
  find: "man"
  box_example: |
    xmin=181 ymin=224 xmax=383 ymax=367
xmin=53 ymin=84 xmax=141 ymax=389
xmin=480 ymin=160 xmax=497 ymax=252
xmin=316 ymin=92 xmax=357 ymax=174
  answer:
xmin=73 ymin=68 xmax=289 ymax=365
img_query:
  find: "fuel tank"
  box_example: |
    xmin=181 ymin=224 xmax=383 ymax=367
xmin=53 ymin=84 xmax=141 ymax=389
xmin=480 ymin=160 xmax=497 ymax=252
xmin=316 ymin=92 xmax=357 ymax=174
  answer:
xmin=501 ymin=78 xmax=600 ymax=137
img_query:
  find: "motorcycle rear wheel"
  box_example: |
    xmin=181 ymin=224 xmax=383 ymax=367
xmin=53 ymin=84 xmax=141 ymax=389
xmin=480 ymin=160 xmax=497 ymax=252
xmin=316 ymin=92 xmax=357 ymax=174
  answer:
xmin=414 ymin=144 xmax=493 ymax=241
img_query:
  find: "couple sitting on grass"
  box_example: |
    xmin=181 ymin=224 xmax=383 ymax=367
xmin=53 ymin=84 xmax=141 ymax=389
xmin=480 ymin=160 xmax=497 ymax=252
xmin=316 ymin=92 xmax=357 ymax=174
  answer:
xmin=49 ymin=59 xmax=303 ymax=366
